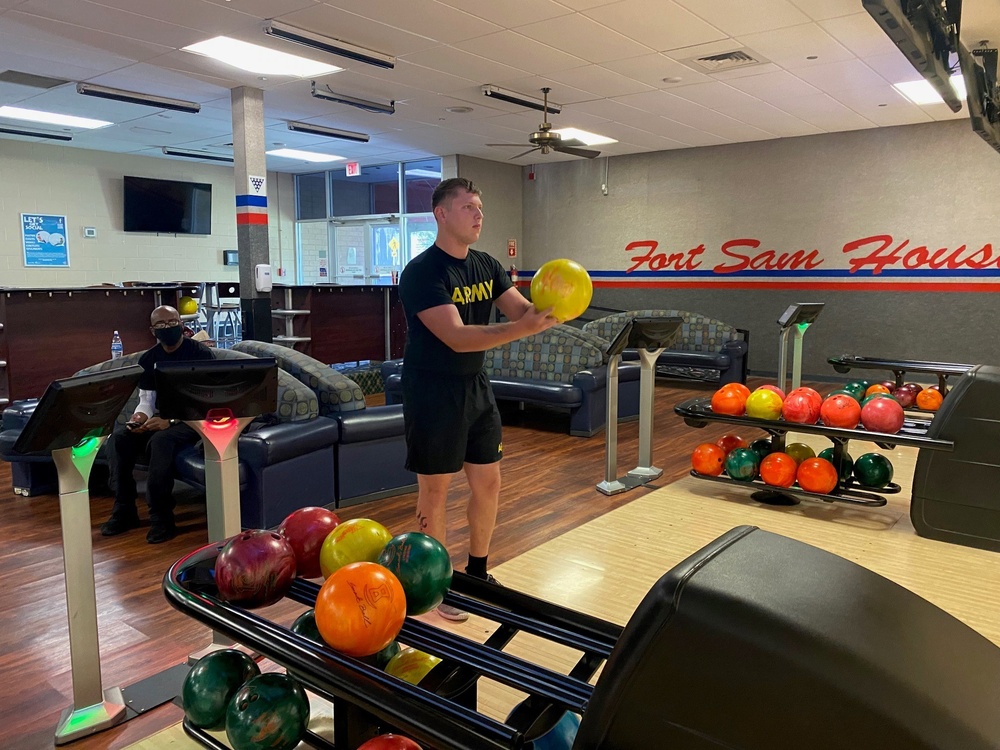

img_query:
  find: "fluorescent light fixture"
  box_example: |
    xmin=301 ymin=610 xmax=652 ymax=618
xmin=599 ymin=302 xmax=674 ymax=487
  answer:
xmin=311 ymin=83 xmax=395 ymax=114
xmin=894 ymin=74 xmax=967 ymax=105
xmin=0 ymin=126 xmax=72 ymax=141
xmin=287 ymin=120 xmax=370 ymax=143
xmin=552 ymin=127 xmax=617 ymax=146
xmin=481 ymin=85 xmax=561 ymax=115
xmin=266 ymin=148 xmax=344 ymax=162
xmin=264 ymin=20 xmax=395 ymax=70
xmin=76 ymin=83 xmax=201 ymax=114
xmin=161 ymin=147 xmax=234 ymax=163
xmin=0 ymin=105 xmax=111 ymax=129
xmin=182 ymin=36 xmax=341 ymax=78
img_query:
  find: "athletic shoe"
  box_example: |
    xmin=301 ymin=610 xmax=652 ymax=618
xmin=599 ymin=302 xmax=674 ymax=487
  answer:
xmin=146 ymin=524 xmax=177 ymax=544
xmin=436 ymin=603 xmax=470 ymax=622
xmin=100 ymin=513 xmax=140 ymax=537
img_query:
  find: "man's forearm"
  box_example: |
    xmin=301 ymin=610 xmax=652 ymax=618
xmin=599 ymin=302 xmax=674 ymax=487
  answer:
xmin=444 ymin=320 xmax=534 ymax=353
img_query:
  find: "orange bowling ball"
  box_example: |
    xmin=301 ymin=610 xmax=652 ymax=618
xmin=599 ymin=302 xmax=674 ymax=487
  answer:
xmin=915 ymin=388 xmax=943 ymax=411
xmin=691 ymin=443 xmax=726 ymax=476
xmin=529 ymin=258 xmax=593 ymax=322
xmin=796 ymin=457 xmax=839 ymax=494
xmin=711 ymin=386 xmax=747 ymax=416
xmin=315 ymin=562 xmax=406 ymax=657
xmin=759 ymin=452 xmax=797 ymax=488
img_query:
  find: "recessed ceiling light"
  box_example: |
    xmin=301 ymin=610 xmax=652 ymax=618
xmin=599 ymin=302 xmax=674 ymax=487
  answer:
xmin=0 ymin=105 xmax=112 ymax=129
xmin=894 ymin=74 xmax=966 ymax=105
xmin=662 ymin=76 xmax=683 ymax=84
xmin=183 ymin=36 xmax=342 ymax=78
xmin=553 ymin=127 xmax=617 ymax=146
xmin=266 ymin=148 xmax=344 ymax=162
xmin=445 ymin=106 xmax=473 ymax=113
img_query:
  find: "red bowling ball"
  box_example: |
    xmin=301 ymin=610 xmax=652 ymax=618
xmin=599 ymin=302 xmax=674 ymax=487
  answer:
xmin=860 ymin=397 xmax=905 ymax=434
xmin=278 ymin=506 xmax=341 ymax=579
xmin=215 ymin=530 xmax=297 ymax=608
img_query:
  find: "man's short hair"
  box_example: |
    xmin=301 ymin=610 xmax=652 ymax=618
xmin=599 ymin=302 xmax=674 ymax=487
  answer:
xmin=432 ymin=177 xmax=481 ymax=209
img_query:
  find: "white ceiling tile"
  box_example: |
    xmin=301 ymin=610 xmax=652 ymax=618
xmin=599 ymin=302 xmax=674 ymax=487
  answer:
xmin=515 ymin=13 xmax=653 ymax=64
xmin=554 ymin=0 xmax=622 ymax=10
xmin=433 ymin=0 xmax=572 ymax=26
xmin=793 ymin=59 xmax=887 ymax=93
xmin=13 ymin=0 xmax=210 ymax=48
xmin=202 ymin=0 xmax=320 ymax=16
xmin=85 ymin=64 xmax=232 ymax=102
xmin=5 ymin=11 xmax=172 ymax=66
xmin=723 ymin=69 xmax=822 ymax=104
xmin=490 ymin=75 xmax=598 ymax=105
xmin=786 ymin=0 xmax=860 ymax=22
xmin=279 ymin=4 xmax=439 ymax=56
xmin=584 ymin=0 xmax=728 ymax=52
xmin=403 ymin=45 xmax=532 ymax=85
xmin=546 ymin=64 xmax=655 ymax=98
xmin=570 ymin=97 xmax=648 ymax=121
xmin=360 ymin=60 xmax=479 ymax=97
xmin=672 ymin=0 xmax=811 ymax=37
xmin=819 ymin=11 xmax=899 ymax=59
xmin=862 ymin=51 xmax=928 ymax=86
xmin=453 ymin=30 xmax=589 ymax=74
xmin=312 ymin=0 xmax=501 ymax=45
xmin=829 ymin=85 xmax=934 ymax=127
xmin=737 ymin=22 xmax=855 ymax=69
xmin=601 ymin=52 xmax=712 ymax=88
xmin=774 ymin=92 xmax=875 ymax=131
xmin=78 ymin=0 xmax=259 ymax=35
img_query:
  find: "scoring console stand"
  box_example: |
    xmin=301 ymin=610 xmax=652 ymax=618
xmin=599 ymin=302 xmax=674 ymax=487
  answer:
xmin=597 ymin=317 xmax=683 ymax=496
xmin=12 ymin=367 xmax=143 ymax=745
xmin=154 ymin=358 xmax=279 ymax=661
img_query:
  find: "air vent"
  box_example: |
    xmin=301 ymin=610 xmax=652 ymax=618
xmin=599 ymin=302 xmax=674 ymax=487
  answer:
xmin=0 ymin=70 xmax=70 ymax=89
xmin=684 ymin=49 xmax=768 ymax=73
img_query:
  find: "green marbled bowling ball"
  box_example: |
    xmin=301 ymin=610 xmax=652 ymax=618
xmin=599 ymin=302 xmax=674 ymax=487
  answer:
xmin=853 ymin=452 xmax=894 ymax=489
xmin=724 ymin=447 xmax=758 ymax=482
xmin=182 ymin=649 xmax=260 ymax=730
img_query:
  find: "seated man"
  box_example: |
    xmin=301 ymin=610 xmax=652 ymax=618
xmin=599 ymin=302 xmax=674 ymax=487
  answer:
xmin=100 ymin=305 xmax=213 ymax=543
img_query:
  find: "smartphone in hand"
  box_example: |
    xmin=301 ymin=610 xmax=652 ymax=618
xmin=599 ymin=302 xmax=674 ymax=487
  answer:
xmin=126 ymin=421 xmax=142 ymax=430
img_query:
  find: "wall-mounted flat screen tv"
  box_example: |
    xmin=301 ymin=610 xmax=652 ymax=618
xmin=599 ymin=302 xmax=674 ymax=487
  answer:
xmin=124 ymin=175 xmax=212 ymax=234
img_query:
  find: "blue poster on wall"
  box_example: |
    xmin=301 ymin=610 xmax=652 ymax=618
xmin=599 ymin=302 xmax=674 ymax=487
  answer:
xmin=21 ymin=213 xmax=70 ymax=267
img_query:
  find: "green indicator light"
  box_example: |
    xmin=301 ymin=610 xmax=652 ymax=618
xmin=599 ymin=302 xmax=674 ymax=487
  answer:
xmin=796 ymin=322 xmax=811 ymax=332
xmin=72 ymin=437 xmax=101 ymax=458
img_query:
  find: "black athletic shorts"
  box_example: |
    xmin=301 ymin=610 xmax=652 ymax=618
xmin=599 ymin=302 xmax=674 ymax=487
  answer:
xmin=401 ymin=369 xmax=503 ymax=475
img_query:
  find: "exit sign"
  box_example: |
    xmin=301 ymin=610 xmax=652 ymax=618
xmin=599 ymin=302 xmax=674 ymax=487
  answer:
xmin=346 ymin=161 xmax=361 ymax=177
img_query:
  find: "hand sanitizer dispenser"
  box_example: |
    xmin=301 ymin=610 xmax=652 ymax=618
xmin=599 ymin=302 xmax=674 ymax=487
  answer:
xmin=254 ymin=264 xmax=272 ymax=293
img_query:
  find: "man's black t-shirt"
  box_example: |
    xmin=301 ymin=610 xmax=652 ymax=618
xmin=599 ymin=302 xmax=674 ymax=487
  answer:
xmin=137 ymin=337 xmax=214 ymax=391
xmin=399 ymin=244 xmax=513 ymax=375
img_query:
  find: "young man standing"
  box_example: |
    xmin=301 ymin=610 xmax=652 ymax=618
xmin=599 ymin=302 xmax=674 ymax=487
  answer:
xmin=398 ymin=177 xmax=557 ymax=621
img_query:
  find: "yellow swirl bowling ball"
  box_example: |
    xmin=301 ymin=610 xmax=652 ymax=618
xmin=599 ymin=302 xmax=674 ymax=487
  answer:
xmin=178 ymin=296 xmax=198 ymax=315
xmin=384 ymin=647 xmax=441 ymax=685
xmin=319 ymin=518 xmax=393 ymax=578
xmin=530 ymin=258 xmax=593 ymax=323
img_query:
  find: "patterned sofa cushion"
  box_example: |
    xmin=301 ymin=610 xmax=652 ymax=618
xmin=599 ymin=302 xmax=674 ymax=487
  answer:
xmin=77 ymin=345 xmax=319 ymax=424
xmin=484 ymin=324 xmax=605 ymax=384
xmin=234 ymin=340 xmax=366 ymax=416
xmin=582 ymin=310 xmax=742 ymax=353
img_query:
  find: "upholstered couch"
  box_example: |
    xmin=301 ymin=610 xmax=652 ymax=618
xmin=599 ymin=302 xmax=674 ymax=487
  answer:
xmin=382 ymin=324 xmax=642 ymax=437
xmin=581 ymin=309 xmax=749 ymax=386
xmin=233 ymin=340 xmax=415 ymax=507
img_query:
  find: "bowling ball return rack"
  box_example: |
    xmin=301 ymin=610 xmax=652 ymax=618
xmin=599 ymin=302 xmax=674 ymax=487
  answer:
xmin=828 ymin=355 xmax=973 ymax=395
xmin=674 ymin=397 xmax=953 ymax=508
xmin=165 ymin=526 xmax=1000 ymax=749
xmin=165 ymin=541 xmax=621 ymax=750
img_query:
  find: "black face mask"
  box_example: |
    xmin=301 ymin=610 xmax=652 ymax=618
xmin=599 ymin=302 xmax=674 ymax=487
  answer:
xmin=154 ymin=325 xmax=184 ymax=347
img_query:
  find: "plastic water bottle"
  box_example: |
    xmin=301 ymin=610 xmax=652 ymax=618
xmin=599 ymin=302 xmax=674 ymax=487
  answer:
xmin=111 ymin=330 xmax=123 ymax=360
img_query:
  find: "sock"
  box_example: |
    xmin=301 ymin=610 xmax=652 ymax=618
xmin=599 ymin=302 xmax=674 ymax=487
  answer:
xmin=466 ymin=554 xmax=488 ymax=579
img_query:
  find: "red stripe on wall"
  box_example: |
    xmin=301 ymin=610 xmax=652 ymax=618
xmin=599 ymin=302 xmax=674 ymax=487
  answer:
xmin=513 ymin=279 xmax=998 ymax=293
xmin=236 ymin=213 xmax=269 ymax=225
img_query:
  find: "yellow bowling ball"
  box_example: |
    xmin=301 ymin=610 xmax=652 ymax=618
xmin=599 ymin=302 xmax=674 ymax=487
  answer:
xmin=319 ymin=518 xmax=392 ymax=578
xmin=384 ymin=647 xmax=441 ymax=685
xmin=178 ymin=295 xmax=198 ymax=315
xmin=530 ymin=258 xmax=593 ymax=323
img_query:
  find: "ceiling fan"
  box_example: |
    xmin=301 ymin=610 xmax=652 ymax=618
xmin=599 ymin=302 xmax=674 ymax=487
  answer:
xmin=487 ymin=88 xmax=601 ymax=160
